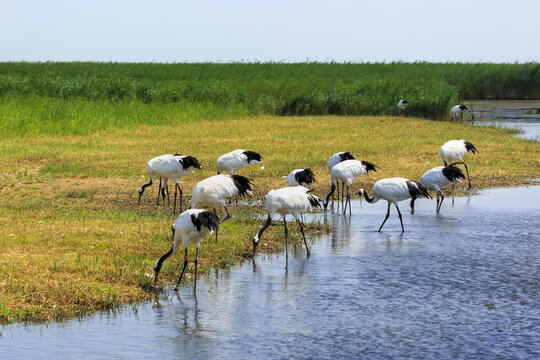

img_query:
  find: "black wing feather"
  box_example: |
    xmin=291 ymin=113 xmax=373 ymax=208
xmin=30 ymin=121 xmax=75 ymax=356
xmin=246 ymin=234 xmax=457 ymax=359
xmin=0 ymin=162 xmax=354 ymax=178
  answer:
xmin=231 ymin=175 xmax=254 ymax=197
xmin=294 ymin=168 xmax=316 ymax=185
xmin=406 ymin=180 xmax=431 ymax=199
xmin=191 ymin=211 xmax=219 ymax=232
xmin=243 ymin=151 xmax=262 ymax=163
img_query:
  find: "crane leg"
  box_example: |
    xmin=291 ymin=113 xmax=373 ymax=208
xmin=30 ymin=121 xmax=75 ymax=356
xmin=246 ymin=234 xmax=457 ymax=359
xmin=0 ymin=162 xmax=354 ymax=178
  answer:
xmin=438 ymin=192 xmax=445 ymax=213
xmin=395 ymin=204 xmax=405 ymax=232
xmin=213 ymin=208 xmax=219 ymax=243
xmin=283 ymin=218 xmax=289 ymax=263
xmin=341 ymin=182 xmax=345 ymax=205
xmin=378 ymin=203 xmax=391 ymax=232
xmin=193 ymin=247 xmax=199 ymax=293
xmin=343 ymin=186 xmax=351 ymax=215
xmin=335 ymin=180 xmax=339 ymax=200
xmin=298 ymin=220 xmax=310 ymax=257
xmin=220 ymin=206 xmax=232 ymax=223
xmin=174 ymin=248 xmax=189 ymax=291
xmin=156 ymin=177 xmax=162 ymax=205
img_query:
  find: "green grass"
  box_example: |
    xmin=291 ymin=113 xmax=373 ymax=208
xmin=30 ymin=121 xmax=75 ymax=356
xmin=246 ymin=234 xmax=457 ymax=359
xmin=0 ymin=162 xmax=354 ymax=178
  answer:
xmin=1 ymin=62 xmax=539 ymax=127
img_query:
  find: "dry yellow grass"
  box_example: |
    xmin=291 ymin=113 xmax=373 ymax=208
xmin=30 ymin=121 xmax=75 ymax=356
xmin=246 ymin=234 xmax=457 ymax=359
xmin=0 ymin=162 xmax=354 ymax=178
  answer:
xmin=1 ymin=115 xmax=539 ymax=324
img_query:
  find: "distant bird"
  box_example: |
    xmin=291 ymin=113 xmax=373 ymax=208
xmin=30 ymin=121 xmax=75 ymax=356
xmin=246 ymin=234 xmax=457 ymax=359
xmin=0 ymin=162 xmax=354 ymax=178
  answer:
xmin=191 ymin=174 xmax=253 ymax=242
xmin=326 ymin=152 xmax=356 ymax=201
xmin=359 ymin=178 xmax=431 ymax=232
xmin=287 ymin=168 xmax=316 ymax=188
xmin=439 ymin=139 xmax=478 ymax=189
xmin=138 ymin=154 xmax=202 ymax=213
xmin=410 ymin=164 xmax=465 ymax=213
xmin=451 ymin=105 xmax=468 ymax=121
xmin=252 ymin=186 xmax=321 ymax=260
xmin=323 ymin=160 xmax=377 ymax=214
xmin=153 ymin=209 xmax=219 ymax=292
xmin=397 ymin=100 xmax=408 ymax=113
xmin=216 ymin=149 xmax=262 ymax=175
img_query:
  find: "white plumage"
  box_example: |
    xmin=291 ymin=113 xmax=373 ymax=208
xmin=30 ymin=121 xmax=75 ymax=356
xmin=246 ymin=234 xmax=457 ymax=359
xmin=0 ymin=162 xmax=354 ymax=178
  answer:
xmin=451 ymin=105 xmax=468 ymax=120
xmin=359 ymin=177 xmax=431 ymax=232
xmin=191 ymin=174 xmax=253 ymax=241
xmin=414 ymin=165 xmax=465 ymax=213
xmin=439 ymin=139 xmax=478 ymax=189
xmin=252 ymin=186 xmax=321 ymax=258
xmin=323 ymin=159 xmax=377 ymax=214
xmin=287 ymin=168 xmax=316 ymax=188
xmin=397 ymin=99 xmax=408 ymax=111
xmin=326 ymin=151 xmax=356 ymax=202
xmin=153 ymin=209 xmax=219 ymax=291
xmin=216 ymin=149 xmax=262 ymax=175
xmin=138 ymin=154 xmax=202 ymax=213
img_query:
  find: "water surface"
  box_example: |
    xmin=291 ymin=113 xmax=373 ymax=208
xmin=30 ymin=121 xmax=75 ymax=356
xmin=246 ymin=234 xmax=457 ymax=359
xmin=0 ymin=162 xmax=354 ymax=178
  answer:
xmin=2 ymin=186 xmax=539 ymax=359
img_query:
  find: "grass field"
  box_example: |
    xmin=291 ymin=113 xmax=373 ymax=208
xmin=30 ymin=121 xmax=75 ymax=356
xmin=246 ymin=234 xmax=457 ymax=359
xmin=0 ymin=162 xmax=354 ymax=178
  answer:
xmin=1 ymin=62 xmax=540 ymax=124
xmin=1 ymin=102 xmax=540 ymax=324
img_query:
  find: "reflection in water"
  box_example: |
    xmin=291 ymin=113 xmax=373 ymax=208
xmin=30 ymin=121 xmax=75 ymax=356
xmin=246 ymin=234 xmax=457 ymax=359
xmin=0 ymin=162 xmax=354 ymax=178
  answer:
xmin=2 ymin=186 xmax=540 ymax=359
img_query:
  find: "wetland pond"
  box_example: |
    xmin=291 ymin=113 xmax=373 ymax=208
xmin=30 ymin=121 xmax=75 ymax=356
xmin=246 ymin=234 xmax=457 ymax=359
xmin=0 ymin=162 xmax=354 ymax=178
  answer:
xmin=2 ymin=103 xmax=540 ymax=359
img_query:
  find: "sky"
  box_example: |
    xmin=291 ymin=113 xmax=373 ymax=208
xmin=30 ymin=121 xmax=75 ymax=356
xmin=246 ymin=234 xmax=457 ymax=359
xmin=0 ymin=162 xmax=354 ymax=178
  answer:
xmin=1 ymin=0 xmax=539 ymax=63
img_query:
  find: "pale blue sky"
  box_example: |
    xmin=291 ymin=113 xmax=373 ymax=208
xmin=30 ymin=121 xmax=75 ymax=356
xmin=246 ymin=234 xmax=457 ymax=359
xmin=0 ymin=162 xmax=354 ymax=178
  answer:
xmin=1 ymin=0 xmax=539 ymax=62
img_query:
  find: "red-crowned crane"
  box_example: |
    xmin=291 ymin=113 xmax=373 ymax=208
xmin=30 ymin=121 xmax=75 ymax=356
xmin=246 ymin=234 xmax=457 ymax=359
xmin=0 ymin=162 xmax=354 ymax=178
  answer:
xmin=439 ymin=139 xmax=478 ymax=189
xmin=451 ymin=105 xmax=468 ymax=121
xmin=138 ymin=154 xmax=202 ymax=213
xmin=323 ymin=160 xmax=378 ymax=215
xmin=216 ymin=149 xmax=262 ymax=175
xmin=287 ymin=168 xmax=316 ymax=188
xmin=359 ymin=177 xmax=431 ymax=232
xmin=410 ymin=164 xmax=465 ymax=213
xmin=327 ymin=152 xmax=355 ymax=201
xmin=190 ymin=174 xmax=253 ymax=242
xmin=397 ymin=99 xmax=408 ymax=113
xmin=153 ymin=209 xmax=219 ymax=292
xmin=252 ymin=186 xmax=321 ymax=261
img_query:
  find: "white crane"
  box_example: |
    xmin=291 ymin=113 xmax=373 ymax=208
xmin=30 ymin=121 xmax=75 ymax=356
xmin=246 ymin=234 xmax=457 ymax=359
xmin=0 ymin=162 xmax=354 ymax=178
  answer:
xmin=216 ymin=149 xmax=262 ymax=175
xmin=451 ymin=105 xmax=468 ymax=121
xmin=439 ymin=139 xmax=478 ymax=189
xmin=138 ymin=154 xmax=202 ymax=213
xmin=410 ymin=164 xmax=465 ymax=213
xmin=190 ymin=174 xmax=253 ymax=242
xmin=323 ymin=160 xmax=378 ymax=215
xmin=153 ymin=209 xmax=219 ymax=292
xmin=326 ymin=151 xmax=356 ymax=201
xmin=287 ymin=168 xmax=316 ymax=188
xmin=397 ymin=99 xmax=408 ymax=113
xmin=359 ymin=177 xmax=431 ymax=232
xmin=252 ymin=186 xmax=321 ymax=261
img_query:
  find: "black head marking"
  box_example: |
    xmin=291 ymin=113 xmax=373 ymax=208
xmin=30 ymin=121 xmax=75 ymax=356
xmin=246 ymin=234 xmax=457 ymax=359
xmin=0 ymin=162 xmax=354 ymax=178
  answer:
xmin=459 ymin=105 xmax=468 ymax=111
xmin=338 ymin=152 xmax=355 ymax=161
xmin=243 ymin=151 xmax=262 ymax=163
xmin=361 ymin=161 xmax=378 ymax=173
xmin=231 ymin=175 xmax=254 ymax=197
xmin=294 ymin=168 xmax=316 ymax=186
xmin=442 ymin=164 xmax=465 ymax=182
xmin=463 ymin=141 xmax=477 ymax=154
xmin=191 ymin=210 xmax=219 ymax=233
xmin=179 ymin=156 xmax=202 ymax=170
xmin=406 ymin=180 xmax=431 ymax=199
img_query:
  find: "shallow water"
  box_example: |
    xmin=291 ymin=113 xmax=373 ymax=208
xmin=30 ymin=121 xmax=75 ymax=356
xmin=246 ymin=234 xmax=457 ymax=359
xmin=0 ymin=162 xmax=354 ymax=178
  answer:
xmin=469 ymin=100 xmax=540 ymax=141
xmin=2 ymin=185 xmax=539 ymax=359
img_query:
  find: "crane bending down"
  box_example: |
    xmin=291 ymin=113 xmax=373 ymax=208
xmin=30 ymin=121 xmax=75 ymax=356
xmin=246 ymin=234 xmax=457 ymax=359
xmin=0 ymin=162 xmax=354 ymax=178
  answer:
xmin=411 ymin=164 xmax=465 ymax=213
xmin=153 ymin=209 xmax=219 ymax=292
xmin=216 ymin=149 xmax=262 ymax=175
xmin=191 ymin=174 xmax=253 ymax=242
xmin=327 ymin=152 xmax=355 ymax=201
xmin=439 ymin=139 xmax=478 ymax=189
xmin=323 ymin=160 xmax=377 ymax=215
xmin=359 ymin=177 xmax=431 ymax=232
xmin=252 ymin=186 xmax=321 ymax=261
xmin=138 ymin=154 xmax=202 ymax=213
